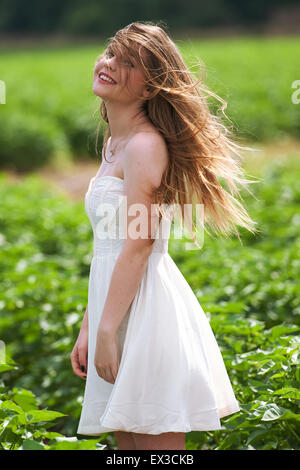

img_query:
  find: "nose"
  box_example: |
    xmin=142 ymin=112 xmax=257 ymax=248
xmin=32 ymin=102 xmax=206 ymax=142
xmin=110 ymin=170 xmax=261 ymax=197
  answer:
xmin=104 ymin=57 xmax=116 ymax=71
xmin=94 ymin=53 xmax=116 ymax=75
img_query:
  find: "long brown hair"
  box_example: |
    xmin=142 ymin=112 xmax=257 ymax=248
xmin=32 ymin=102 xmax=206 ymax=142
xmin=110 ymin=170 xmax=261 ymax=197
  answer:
xmin=95 ymin=21 xmax=260 ymax=245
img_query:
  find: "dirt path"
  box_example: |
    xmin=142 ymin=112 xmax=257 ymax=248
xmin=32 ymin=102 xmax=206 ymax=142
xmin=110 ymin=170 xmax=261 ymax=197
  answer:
xmin=4 ymin=159 xmax=101 ymax=201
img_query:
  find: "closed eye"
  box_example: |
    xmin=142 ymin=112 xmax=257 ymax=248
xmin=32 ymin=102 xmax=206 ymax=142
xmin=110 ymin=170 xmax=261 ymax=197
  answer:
xmin=103 ymin=49 xmax=134 ymax=68
xmin=123 ymin=57 xmax=135 ymax=68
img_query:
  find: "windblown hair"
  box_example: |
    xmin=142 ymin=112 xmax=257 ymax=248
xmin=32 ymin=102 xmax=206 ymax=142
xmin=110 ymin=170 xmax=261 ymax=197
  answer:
xmin=95 ymin=21 xmax=260 ymax=244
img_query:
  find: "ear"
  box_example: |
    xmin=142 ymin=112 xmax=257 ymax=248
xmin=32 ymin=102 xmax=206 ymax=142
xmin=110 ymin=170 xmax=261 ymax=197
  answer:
xmin=142 ymin=86 xmax=151 ymax=99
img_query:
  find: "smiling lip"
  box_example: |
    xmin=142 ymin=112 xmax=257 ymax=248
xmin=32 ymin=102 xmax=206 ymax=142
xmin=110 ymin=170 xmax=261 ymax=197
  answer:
xmin=98 ymin=72 xmax=117 ymax=84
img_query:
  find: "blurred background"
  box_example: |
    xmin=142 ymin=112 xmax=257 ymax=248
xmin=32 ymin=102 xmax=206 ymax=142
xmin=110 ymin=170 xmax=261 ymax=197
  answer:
xmin=0 ymin=0 xmax=299 ymax=451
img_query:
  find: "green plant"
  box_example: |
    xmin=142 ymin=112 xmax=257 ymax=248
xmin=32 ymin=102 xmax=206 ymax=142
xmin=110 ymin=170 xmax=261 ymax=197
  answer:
xmin=0 ymin=155 xmax=299 ymax=449
xmin=0 ymin=359 xmax=106 ymax=450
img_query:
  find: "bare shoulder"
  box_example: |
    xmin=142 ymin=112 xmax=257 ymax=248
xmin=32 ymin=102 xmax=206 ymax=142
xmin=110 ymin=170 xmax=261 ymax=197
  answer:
xmin=124 ymin=131 xmax=169 ymax=189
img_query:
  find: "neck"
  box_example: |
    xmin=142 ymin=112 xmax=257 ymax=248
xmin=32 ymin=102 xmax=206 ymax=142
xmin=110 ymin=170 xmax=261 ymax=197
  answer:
xmin=104 ymin=100 xmax=149 ymax=141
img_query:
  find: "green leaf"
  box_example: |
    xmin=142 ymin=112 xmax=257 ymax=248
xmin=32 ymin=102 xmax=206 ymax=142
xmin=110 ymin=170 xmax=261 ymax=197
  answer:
xmin=272 ymin=387 xmax=300 ymax=399
xmin=0 ymin=400 xmax=24 ymax=414
xmin=25 ymin=409 xmax=66 ymax=423
xmin=12 ymin=388 xmax=39 ymax=411
xmin=245 ymin=426 xmax=272 ymax=446
xmin=256 ymin=404 xmax=300 ymax=422
xmin=47 ymin=437 xmax=104 ymax=450
xmin=20 ymin=439 xmax=45 ymax=450
xmin=0 ymin=363 xmax=17 ymax=373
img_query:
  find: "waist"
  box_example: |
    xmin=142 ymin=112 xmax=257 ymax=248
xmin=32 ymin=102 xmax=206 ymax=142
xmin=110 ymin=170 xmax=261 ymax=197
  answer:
xmin=93 ymin=239 xmax=169 ymax=258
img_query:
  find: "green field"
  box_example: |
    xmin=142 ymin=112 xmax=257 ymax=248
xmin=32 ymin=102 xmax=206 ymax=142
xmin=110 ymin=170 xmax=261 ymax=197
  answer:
xmin=0 ymin=153 xmax=299 ymax=450
xmin=0 ymin=36 xmax=299 ymax=171
xmin=0 ymin=36 xmax=299 ymax=450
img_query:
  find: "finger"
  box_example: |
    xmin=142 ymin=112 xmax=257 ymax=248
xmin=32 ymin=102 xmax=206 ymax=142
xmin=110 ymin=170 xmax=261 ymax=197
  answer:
xmin=73 ymin=356 xmax=86 ymax=378
xmin=78 ymin=348 xmax=88 ymax=375
xmin=98 ymin=366 xmax=113 ymax=384
xmin=70 ymin=347 xmax=80 ymax=374
xmin=106 ymin=366 xmax=115 ymax=384
xmin=71 ymin=347 xmax=87 ymax=379
xmin=95 ymin=364 xmax=105 ymax=381
xmin=110 ymin=363 xmax=119 ymax=383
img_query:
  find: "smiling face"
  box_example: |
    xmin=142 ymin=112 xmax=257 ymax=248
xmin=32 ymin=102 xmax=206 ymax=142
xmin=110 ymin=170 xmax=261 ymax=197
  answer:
xmin=93 ymin=44 xmax=150 ymax=106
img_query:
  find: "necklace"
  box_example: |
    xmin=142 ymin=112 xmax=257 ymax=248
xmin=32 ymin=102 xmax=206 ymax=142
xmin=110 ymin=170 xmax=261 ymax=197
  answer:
xmin=109 ymin=140 xmax=118 ymax=157
xmin=108 ymin=135 xmax=131 ymax=158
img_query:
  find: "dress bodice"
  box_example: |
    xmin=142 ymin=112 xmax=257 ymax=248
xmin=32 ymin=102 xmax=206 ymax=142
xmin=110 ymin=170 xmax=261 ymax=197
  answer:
xmin=85 ymin=176 xmax=174 ymax=258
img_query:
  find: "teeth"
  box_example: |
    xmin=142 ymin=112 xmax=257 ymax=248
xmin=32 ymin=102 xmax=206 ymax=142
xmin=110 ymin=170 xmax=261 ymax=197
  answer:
xmin=99 ymin=74 xmax=115 ymax=84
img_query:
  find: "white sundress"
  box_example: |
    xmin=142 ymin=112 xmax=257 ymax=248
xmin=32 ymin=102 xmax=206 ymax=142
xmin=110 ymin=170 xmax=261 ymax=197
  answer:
xmin=77 ymin=174 xmax=240 ymax=436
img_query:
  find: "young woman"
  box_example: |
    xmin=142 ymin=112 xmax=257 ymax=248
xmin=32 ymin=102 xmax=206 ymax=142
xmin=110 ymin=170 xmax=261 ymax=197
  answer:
xmin=71 ymin=21 xmax=258 ymax=450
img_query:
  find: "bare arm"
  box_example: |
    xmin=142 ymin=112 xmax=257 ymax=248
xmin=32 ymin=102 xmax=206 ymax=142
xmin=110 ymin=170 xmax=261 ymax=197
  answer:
xmin=98 ymin=246 xmax=151 ymax=336
xmin=98 ymin=132 xmax=169 ymax=337
xmin=81 ymin=304 xmax=89 ymax=331
xmin=70 ymin=304 xmax=89 ymax=380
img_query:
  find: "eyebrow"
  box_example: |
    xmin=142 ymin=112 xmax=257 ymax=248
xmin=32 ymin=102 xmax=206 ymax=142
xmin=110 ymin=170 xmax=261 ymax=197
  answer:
xmin=95 ymin=47 xmax=137 ymax=67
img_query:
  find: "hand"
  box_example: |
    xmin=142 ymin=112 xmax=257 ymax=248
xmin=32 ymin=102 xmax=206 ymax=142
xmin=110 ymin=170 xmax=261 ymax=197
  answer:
xmin=70 ymin=327 xmax=88 ymax=380
xmin=94 ymin=329 xmax=119 ymax=384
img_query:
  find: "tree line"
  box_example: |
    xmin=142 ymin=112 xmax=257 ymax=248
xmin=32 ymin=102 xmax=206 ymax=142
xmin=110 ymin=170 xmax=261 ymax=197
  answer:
xmin=0 ymin=0 xmax=297 ymax=37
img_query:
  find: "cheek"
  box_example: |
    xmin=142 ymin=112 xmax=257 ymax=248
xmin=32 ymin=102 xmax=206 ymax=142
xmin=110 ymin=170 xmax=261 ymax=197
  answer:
xmin=130 ymin=71 xmax=146 ymax=92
